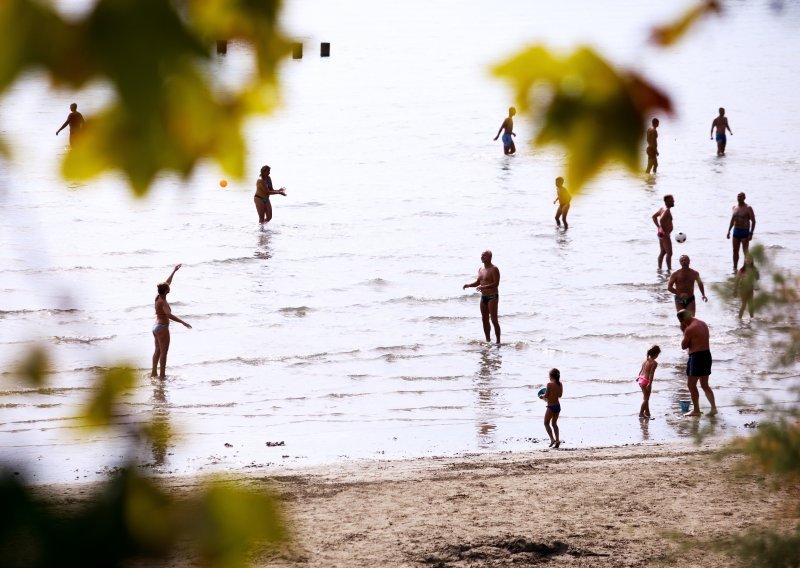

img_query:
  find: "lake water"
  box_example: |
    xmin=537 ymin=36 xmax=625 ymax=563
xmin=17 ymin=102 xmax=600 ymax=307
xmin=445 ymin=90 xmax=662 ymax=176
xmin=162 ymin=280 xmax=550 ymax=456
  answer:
xmin=1 ymin=0 xmax=799 ymax=484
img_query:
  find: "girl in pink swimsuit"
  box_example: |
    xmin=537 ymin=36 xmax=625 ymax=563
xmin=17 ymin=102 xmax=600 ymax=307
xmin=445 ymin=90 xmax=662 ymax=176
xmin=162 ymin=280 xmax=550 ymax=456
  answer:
xmin=637 ymin=345 xmax=660 ymax=419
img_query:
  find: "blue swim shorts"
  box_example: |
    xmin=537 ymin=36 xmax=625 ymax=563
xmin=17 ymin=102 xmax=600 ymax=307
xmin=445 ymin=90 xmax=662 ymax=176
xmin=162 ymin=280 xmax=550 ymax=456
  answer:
xmin=502 ymin=133 xmax=513 ymax=147
xmin=732 ymin=227 xmax=751 ymax=239
xmin=716 ymin=133 xmax=726 ymax=143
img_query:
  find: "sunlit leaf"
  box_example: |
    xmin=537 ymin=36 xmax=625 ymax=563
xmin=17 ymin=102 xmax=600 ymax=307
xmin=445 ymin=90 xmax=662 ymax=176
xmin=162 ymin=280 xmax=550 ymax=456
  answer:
xmin=187 ymin=482 xmax=287 ymax=567
xmin=80 ymin=366 xmax=137 ymax=428
xmin=493 ymin=45 xmax=672 ymax=193
xmin=650 ymin=1 xmax=723 ymax=47
xmin=0 ymin=0 xmax=289 ymax=195
xmin=14 ymin=345 xmax=51 ymax=387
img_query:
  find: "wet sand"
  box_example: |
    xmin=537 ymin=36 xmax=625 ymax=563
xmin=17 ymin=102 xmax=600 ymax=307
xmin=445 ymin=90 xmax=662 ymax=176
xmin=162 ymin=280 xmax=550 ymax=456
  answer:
xmin=37 ymin=440 xmax=796 ymax=567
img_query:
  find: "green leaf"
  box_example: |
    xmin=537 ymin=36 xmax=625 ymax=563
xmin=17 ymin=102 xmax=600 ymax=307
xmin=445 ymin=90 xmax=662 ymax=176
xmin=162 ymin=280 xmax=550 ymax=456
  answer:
xmin=493 ymin=45 xmax=672 ymax=194
xmin=14 ymin=345 xmax=51 ymax=387
xmin=80 ymin=366 xmax=137 ymax=429
xmin=650 ymin=1 xmax=723 ymax=47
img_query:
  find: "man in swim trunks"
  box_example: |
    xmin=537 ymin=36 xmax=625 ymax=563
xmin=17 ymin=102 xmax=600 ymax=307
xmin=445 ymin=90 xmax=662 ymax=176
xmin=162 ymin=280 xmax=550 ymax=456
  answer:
xmin=55 ymin=102 xmax=85 ymax=146
xmin=677 ymin=310 xmax=717 ymax=416
xmin=668 ymin=255 xmax=707 ymax=316
xmin=645 ymin=117 xmax=659 ymax=174
xmin=493 ymin=107 xmax=516 ymax=155
xmin=463 ymin=250 xmax=501 ymax=344
xmin=651 ymin=194 xmax=674 ymax=271
xmin=726 ymin=191 xmax=756 ymax=273
xmin=710 ymin=107 xmax=733 ymax=156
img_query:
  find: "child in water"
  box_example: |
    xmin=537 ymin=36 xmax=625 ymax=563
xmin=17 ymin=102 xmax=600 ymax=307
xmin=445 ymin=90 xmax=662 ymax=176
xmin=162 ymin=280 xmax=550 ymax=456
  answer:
xmin=543 ymin=368 xmax=563 ymax=448
xmin=734 ymin=255 xmax=760 ymax=319
xmin=636 ymin=345 xmax=660 ymax=419
xmin=553 ymin=177 xmax=571 ymax=229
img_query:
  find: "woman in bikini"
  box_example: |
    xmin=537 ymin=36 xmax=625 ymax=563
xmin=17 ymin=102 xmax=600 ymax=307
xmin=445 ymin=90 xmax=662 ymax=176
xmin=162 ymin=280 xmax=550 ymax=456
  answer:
xmin=152 ymin=264 xmax=192 ymax=379
xmin=254 ymin=165 xmax=287 ymax=223
xmin=636 ymin=345 xmax=660 ymax=419
xmin=543 ymin=368 xmax=564 ymax=448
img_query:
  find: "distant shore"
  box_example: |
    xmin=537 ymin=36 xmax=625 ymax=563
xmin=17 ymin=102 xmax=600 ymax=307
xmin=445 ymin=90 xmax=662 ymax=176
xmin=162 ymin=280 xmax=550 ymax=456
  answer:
xmin=36 ymin=440 xmax=796 ymax=567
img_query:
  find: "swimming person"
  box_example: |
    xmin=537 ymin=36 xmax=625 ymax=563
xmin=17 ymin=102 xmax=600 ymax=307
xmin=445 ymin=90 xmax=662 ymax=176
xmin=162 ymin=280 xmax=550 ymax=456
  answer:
xmin=493 ymin=107 xmax=516 ymax=155
xmin=667 ymin=255 xmax=707 ymax=315
xmin=734 ymin=255 xmax=760 ymax=319
xmin=677 ymin=310 xmax=717 ymax=416
xmin=710 ymin=107 xmax=733 ymax=156
xmin=652 ymin=194 xmax=674 ymax=271
xmin=553 ymin=177 xmax=572 ymax=229
xmin=543 ymin=368 xmax=563 ymax=448
xmin=151 ymin=264 xmax=192 ymax=379
xmin=636 ymin=345 xmax=660 ymax=419
xmin=726 ymin=192 xmax=756 ymax=273
xmin=463 ymin=249 xmax=501 ymax=344
xmin=55 ymin=103 xmax=85 ymax=146
xmin=254 ymin=165 xmax=286 ymax=223
xmin=645 ymin=118 xmax=659 ymax=174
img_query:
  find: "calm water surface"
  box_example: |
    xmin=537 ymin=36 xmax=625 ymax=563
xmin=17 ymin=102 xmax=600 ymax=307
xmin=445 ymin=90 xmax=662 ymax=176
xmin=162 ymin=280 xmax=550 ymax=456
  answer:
xmin=1 ymin=1 xmax=799 ymax=483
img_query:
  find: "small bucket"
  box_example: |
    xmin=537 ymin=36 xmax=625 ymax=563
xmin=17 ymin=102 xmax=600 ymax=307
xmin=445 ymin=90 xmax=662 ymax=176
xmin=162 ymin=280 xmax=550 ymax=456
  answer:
xmin=679 ymin=400 xmax=691 ymax=413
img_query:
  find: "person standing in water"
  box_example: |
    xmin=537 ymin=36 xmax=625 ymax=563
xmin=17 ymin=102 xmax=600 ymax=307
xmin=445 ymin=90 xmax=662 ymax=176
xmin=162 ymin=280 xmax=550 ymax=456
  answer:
xmin=152 ymin=264 xmax=192 ymax=379
xmin=734 ymin=255 xmax=760 ymax=319
xmin=726 ymin=192 xmax=756 ymax=273
xmin=254 ymin=165 xmax=286 ymax=224
xmin=677 ymin=310 xmax=717 ymax=416
xmin=543 ymin=368 xmax=563 ymax=448
xmin=493 ymin=107 xmax=516 ymax=155
xmin=553 ymin=177 xmax=572 ymax=229
xmin=55 ymin=103 xmax=85 ymax=146
xmin=645 ymin=118 xmax=659 ymax=174
xmin=668 ymin=255 xmax=708 ymax=316
xmin=463 ymin=250 xmax=501 ymax=344
xmin=636 ymin=345 xmax=660 ymax=419
xmin=710 ymin=107 xmax=733 ymax=156
xmin=652 ymin=194 xmax=675 ymax=271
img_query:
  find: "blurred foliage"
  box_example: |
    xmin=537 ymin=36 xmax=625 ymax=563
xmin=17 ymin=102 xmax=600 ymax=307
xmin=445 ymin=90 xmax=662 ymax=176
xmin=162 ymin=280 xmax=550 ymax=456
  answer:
xmin=492 ymin=45 xmax=672 ymax=194
xmin=650 ymin=0 xmax=722 ymax=46
xmin=0 ymin=0 xmax=290 ymax=195
xmin=13 ymin=345 xmax=51 ymax=387
xmin=3 ymin=363 xmax=287 ymax=567
xmin=0 ymin=468 xmax=286 ymax=568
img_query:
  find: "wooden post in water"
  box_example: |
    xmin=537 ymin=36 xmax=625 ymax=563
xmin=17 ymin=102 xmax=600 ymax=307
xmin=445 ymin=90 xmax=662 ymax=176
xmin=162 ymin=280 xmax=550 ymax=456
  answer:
xmin=292 ymin=42 xmax=303 ymax=59
xmin=216 ymin=40 xmax=227 ymax=55
xmin=321 ymin=42 xmax=330 ymax=57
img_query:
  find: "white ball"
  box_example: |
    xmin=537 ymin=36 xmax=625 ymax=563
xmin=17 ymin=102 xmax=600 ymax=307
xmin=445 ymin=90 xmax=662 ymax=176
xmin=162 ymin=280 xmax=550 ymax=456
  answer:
xmin=675 ymin=232 xmax=687 ymax=243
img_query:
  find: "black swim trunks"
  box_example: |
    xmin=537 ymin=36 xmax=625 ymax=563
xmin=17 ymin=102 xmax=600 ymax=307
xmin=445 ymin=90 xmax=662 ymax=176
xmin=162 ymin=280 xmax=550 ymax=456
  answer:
xmin=481 ymin=293 xmax=499 ymax=306
xmin=675 ymin=295 xmax=695 ymax=307
xmin=686 ymin=350 xmax=712 ymax=377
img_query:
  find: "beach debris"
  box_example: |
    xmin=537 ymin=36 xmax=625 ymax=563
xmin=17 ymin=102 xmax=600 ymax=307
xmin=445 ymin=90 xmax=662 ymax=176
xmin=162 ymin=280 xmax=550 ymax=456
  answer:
xmin=224 ymin=442 xmax=233 ymax=448
xmin=744 ymin=421 xmax=759 ymax=428
xmin=266 ymin=441 xmax=285 ymax=447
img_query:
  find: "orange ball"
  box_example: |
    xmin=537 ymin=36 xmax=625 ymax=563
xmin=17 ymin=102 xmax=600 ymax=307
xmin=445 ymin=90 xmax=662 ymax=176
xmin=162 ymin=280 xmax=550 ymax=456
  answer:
xmin=219 ymin=179 xmax=228 ymax=188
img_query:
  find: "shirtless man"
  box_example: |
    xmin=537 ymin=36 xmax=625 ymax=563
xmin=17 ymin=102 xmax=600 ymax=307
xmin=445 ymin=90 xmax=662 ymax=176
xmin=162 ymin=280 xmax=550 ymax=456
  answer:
xmin=726 ymin=192 xmax=756 ymax=273
xmin=677 ymin=310 xmax=717 ymax=416
xmin=553 ymin=177 xmax=571 ymax=229
xmin=651 ymin=194 xmax=674 ymax=271
xmin=463 ymin=250 xmax=501 ymax=344
xmin=710 ymin=107 xmax=733 ymax=156
xmin=645 ymin=118 xmax=659 ymax=174
xmin=668 ymin=255 xmax=708 ymax=315
xmin=493 ymin=107 xmax=516 ymax=155
xmin=55 ymin=103 xmax=85 ymax=146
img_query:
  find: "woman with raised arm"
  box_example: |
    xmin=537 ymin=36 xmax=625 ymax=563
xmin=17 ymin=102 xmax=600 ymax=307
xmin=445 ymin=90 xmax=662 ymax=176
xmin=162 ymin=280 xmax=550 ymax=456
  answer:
xmin=151 ymin=264 xmax=192 ymax=379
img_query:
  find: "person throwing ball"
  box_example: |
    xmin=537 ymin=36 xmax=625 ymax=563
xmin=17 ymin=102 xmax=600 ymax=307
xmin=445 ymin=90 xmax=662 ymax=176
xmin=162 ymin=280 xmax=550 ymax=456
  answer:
xmin=254 ymin=165 xmax=286 ymax=224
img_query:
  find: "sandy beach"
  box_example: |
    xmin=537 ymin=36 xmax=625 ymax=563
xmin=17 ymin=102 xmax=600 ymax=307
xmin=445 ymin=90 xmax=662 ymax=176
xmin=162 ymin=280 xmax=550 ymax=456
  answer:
xmin=37 ymin=440 xmax=796 ymax=567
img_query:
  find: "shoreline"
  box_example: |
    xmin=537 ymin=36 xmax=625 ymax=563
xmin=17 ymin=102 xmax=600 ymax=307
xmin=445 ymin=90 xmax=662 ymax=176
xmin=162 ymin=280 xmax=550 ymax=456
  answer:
xmin=32 ymin=440 xmax=797 ymax=567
